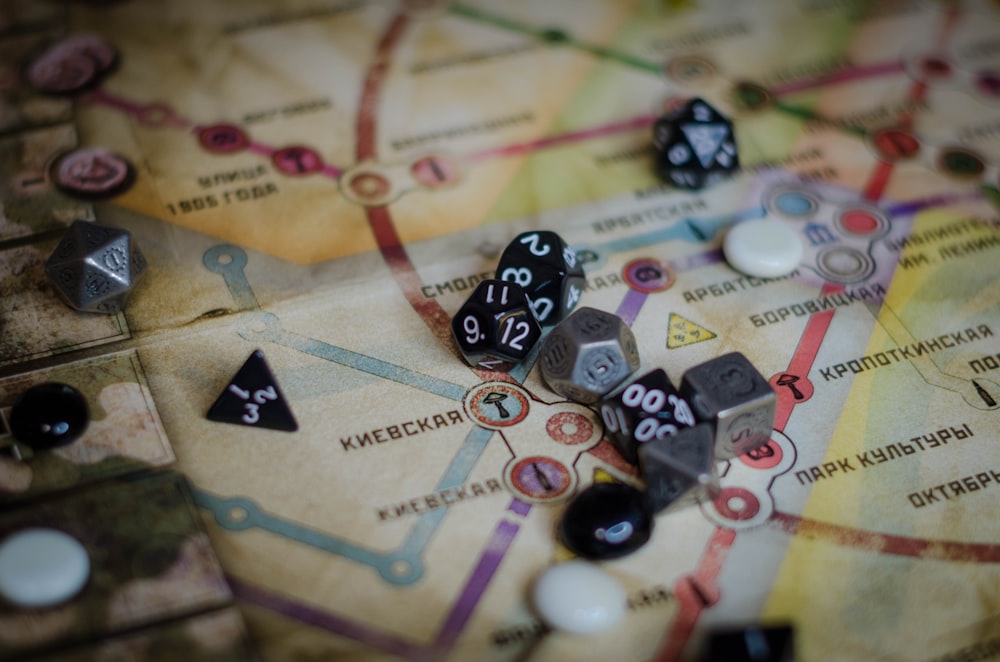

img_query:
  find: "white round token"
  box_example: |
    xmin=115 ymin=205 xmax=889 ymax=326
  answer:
xmin=723 ymin=218 xmax=804 ymax=278
xmin=0 ymin=528 xmax=90 ymax=608
xmin=532 ymin=560 xmax=627 ymax=635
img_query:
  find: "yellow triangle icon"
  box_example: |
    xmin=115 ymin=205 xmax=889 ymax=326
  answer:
xmin=592 ymin=468 xmax=618 ymax=484
xmin=666 ymin=313 xmax=717 ymax=349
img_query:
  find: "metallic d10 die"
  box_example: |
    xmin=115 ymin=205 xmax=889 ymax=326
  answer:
xmin=678 ymin=352 xmax=776 ymax=460
xmin=44 ymin=219 xmax=147 ymax=314
xmin=538 ymin=307 xmax=640 ymax=404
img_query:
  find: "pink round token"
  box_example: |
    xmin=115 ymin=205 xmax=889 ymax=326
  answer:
xmin=51 ymin=147 xmax=134 ymax=198
xmin=25 ymin=51 xmax=99 ymax=94
xmin=198 ymin=124 xmax=250 ymax=153
xmin=272 ymin=146 xmax=323 ymax=175
xmin=411 ymin=155 xmax=460 ymax=188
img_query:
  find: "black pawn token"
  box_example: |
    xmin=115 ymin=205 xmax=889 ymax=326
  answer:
xmin=207 ymin=350 xmax=298 ymax=432
xmin=702 ymin=624 xmax=795 ymax=661
xmin=9 ymin=382 xmax=89 ymax=451
xmin=558 ymin=482 xmax=654 ymax=560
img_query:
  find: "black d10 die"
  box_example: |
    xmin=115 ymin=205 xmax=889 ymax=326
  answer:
xmin=598 ymin=368 xmax=696 ymax=465
xmin=679 ymin=352 xmax=776 ymax=460
xmin=652 ymin=97 xmax=738 ymax=191
xmin=638 ymin=422 xmax=719 ymax=514
xmin=451 ymin=279 xmax=542 ymax=366
xmin=496 ymin=230 xmax=584 ymax=326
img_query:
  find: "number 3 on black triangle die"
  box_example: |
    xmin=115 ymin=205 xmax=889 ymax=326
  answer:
xmin=207 ymin=350 xmax=298 ymax=432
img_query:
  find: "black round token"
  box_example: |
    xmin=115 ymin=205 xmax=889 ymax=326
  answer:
xmin=9 ymin=383 xmax=89 ymax=451
xmin=558 ymin=482 xmax=654 ymax=560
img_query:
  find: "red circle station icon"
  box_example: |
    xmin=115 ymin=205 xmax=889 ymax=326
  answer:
xmin=545 ymin=411 xmax=595 ymax=446
xmin=198 ymin=124 xmax=250 ymax=154
xmin=272 ymin=146 xmax=323 ymax=175
xmin=506 ymin=455 xmax=573 ymax=502
xmin=870 ymin=127 xmax=920 ymax=162
xmin=411 ymin=155 xmax=460 ymax=189
xmin=623 ymin=258 xmax=675 ymax=293
xmin=839 ymin=209 xmax=880 ymax=235
xmin=713 ymin=486 xmax=761 ymax=521
xmin=464 ymin=382 xmax=530 ymax=429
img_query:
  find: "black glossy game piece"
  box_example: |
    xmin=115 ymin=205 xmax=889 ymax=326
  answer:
xmin=701 ymin=624 xmax=796 ymax=661
xmin=558 ymin=482 xmax=654 ymax=560
xmin=679 ymin=352 xmax=776 ymax=460
xmin=652 ymin=97 xmax=738 ymax=190
xmin=207 ymin=350 xmax=298 ymax=432
xmin=9 ymin=382 xmax=89 ymax=450
xmin=496 ymin=230 xmax=584 ymax=326
xmin=638 ymin=422 xmax=719 ymax=513
xmin=598 ymin=368 xmax=697 ymax=465
xmin=451 ymin=279 xmax=542 ymax=366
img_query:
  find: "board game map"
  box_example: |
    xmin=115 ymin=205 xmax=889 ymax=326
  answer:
xmin=1 ymin=0 xmax=999 ymax=660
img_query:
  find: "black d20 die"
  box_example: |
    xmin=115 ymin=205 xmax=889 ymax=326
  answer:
xmin=497 ymin=230 xmax=584 ymax=326
xmin=652 ymin=97 xmax=738 ymax=191
xmin=598 ymin=368 xmax=696 ymax=465
xmin=452 ymin=279 xmax=542 ymax=366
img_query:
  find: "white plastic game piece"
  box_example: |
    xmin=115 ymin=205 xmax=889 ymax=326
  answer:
xmin=722 ymin=218 xmax=804 ymax=278
xmin=0 ymin=528 xmax=90 ymax=608
xmin=531 ymin=560 xmax=627 ymax=635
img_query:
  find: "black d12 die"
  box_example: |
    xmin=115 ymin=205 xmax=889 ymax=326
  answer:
xmin=652 ymin=97 xmax=739 ymax=191
xmin=452 ymin=279 xmax=542 ymax=366
xmin=497 ymin=230 xmax=584 ymax=326
xmin=598 ymin=368 xmax=696 ymax=465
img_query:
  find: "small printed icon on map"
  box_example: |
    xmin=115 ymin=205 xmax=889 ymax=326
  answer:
xmin=50 ymin=147 xmax=135 ymax=198
xmin=207 ymin=350 xmax=298 ymax=432
xmin=24 ymin=34 xmax=118 ymax=95
xmin=272 ymin=146 xmax=323 ymax=175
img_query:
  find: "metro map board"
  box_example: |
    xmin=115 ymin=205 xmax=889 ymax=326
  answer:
xmin=0 ymin=0 xmax=998 ymax=660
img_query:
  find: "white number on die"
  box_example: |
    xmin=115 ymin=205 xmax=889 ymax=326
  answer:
xmin=519 ymin=233 xmax=551 ymax=257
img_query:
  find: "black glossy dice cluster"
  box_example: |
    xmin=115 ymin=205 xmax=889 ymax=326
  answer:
xmin=451 ymin=230 xmax=583 ymax=367
xmin=652 ymin=97 xmax=738 ymax=191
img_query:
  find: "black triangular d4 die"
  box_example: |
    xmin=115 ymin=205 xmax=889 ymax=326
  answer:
xmin=207 ymin=350 xmax=298 ymax=432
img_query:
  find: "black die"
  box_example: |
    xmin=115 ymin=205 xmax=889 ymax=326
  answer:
xmin=652 ymin=97 xmax=738 ymax=191
xmin=638 ymin=422 xmax=719 ymax=513
xmin=452 ymin=279 xmax=542 ymax=366
xmin=496 ymin=230 xmax=584 ymax=326
xmin=679 ymin=352 xmax=776 ymax=460
xmin=598 ymin=368 xmax=696 ymax=465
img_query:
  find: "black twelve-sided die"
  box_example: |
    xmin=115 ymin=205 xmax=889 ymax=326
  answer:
xmin=451 ymin=279 xmax=542 ymax=366
xmin=652 ymin=97 xmax=739 ymax=191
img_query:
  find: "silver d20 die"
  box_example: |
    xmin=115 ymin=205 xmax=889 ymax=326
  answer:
xmin=44 ymin=219 xmax=147 ymax=314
